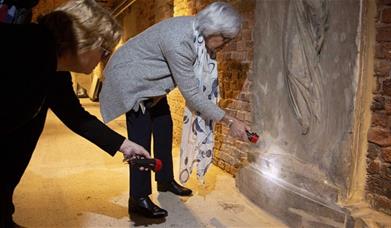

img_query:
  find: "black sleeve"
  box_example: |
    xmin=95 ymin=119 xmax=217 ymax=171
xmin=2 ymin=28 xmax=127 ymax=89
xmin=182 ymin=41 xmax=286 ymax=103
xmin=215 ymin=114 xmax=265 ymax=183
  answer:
xmin=0 ymin=23 xmax=57 ymax=135
xmin=47 ymin=71 xmax=125 ymax=156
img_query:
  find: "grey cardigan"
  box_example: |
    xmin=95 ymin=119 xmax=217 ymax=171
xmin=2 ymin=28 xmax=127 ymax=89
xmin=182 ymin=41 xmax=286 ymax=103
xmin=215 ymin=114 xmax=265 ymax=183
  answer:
xmin=99 ymin=16 xmax=225 ymax=123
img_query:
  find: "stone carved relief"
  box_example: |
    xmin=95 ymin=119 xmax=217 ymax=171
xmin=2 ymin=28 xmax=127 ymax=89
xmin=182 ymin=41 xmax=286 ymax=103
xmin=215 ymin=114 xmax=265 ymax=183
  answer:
xmin=283 ymin=0 xmax=329 ymax=135
xmin=246 ymin=0 xmax=360 ymax=220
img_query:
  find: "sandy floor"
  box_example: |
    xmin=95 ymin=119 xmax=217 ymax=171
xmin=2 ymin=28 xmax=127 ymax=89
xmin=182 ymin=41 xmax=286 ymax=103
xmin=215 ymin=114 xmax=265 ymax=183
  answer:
xmin=13 ymin=99 xmax=285 ymax=228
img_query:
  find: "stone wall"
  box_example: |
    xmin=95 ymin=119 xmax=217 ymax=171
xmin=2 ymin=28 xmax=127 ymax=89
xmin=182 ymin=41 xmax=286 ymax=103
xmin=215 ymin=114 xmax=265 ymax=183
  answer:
xmin=237 ymin=0 xmax=363 ymax=226
xmin=366 ymin=0 xmax=391 ymax=216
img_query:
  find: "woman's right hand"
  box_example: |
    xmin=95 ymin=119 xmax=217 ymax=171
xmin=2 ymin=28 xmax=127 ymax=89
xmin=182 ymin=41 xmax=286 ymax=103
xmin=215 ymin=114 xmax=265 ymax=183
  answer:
xmin=119 ymin=139 xmax=151 ymax=162
xmin=222 ymin=114 xmax=250 ymax=142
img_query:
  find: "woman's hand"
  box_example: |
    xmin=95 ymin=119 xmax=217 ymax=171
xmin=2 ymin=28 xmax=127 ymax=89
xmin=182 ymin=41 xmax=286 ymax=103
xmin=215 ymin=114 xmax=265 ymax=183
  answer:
xmin=119 ymin=139 xmax=151 ymax=163
xmin=222 ymin=114 xmax=250 ymax=141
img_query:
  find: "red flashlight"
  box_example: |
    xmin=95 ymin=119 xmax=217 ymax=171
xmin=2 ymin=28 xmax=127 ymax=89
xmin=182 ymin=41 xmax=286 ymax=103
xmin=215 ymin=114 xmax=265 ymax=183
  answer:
xmin=130 ymin=158 xmax=163 ymax=172
xmin=246 ymin=130 xmax=259 ymax=143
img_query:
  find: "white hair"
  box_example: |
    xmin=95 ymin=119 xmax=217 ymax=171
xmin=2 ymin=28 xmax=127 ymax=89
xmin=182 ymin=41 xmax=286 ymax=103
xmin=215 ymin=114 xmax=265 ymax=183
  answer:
xmin=195 ymin=2 xmax=242 ymax=39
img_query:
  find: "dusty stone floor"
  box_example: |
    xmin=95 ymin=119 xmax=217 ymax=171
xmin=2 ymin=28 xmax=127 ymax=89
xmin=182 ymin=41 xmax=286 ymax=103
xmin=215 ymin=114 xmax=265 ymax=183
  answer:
xmin=13 ymin=99 xmax=285 ymax=228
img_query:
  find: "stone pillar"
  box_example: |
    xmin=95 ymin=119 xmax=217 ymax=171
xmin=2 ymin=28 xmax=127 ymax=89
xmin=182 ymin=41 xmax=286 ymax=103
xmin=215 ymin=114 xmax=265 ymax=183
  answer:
xmin=236 ymin=0 xmax=371 ymax=226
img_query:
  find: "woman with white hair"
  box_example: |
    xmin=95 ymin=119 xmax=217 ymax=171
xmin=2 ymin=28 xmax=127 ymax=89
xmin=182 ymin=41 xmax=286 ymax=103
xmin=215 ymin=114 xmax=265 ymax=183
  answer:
xmin=100 ymin=1 xmax=249 ymax=218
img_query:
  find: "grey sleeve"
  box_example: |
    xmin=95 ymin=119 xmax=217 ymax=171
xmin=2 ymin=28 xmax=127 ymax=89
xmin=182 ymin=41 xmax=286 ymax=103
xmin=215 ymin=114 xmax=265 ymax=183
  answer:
xmin=164 ymin=42 xmax=225 ymax=121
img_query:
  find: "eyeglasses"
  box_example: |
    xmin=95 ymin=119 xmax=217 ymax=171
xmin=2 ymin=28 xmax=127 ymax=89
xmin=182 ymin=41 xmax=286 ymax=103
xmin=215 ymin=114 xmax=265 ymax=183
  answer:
xmin=100 ymin=46 xmax=111 ymax=59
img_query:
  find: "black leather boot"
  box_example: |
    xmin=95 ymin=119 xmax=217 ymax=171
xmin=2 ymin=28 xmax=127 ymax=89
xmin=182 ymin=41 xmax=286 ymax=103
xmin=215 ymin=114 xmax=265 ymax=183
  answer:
xmin=157 ymin=180 xmax=192 ymax=196
xmin=128 ymin=196 xmax=167 ymax=218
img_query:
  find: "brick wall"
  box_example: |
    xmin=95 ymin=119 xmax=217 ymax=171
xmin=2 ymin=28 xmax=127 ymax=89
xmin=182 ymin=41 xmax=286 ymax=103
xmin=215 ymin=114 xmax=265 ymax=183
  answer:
xmin=118 ymin=0 xmax=173 ymax=40
xmin=154 ymin=0 xmax=174 ymax=23
xmin=167 ymin=0 xmax=255 ymax=175
xmin=32 ymin=0 xmax=116 ymax=21
xmin=173 ymin=0 xmax=195 ymax=16
xmin=213 ymin=0 xmax=254 ymax=175
xmin=32 ymin=0 xmax=67 ymax=21
xmin=129 ymin=0 xmax=156 ymax=33
xmin=366 ymin=0 xmax=391 ymax=216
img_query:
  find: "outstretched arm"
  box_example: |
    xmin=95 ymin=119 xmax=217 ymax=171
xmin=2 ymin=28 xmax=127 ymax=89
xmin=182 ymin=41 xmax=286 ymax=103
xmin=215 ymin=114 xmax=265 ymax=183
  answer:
xmin=47 ymin=71 xmax=150 ymax=159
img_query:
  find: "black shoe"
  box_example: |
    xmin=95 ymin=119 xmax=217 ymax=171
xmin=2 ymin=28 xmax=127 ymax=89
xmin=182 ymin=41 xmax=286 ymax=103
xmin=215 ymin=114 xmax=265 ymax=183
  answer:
xmin=129 ymin=196 xmax=167 ymax=218
xmin=157 ymin=180 xmax=192 ymax=196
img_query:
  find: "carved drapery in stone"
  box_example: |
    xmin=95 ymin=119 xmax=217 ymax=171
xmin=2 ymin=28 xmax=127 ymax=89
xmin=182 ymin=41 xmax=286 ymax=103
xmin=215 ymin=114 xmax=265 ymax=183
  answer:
xmin=247 ymin=0 xmax=360 ymax=208
xmin=283 ymin=0 xmax=329 ymax=135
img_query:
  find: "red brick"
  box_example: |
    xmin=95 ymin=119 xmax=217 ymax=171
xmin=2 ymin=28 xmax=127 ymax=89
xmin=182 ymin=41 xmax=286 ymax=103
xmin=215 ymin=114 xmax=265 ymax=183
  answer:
xmin=368 ymin=160 xmax=381 ymax=174
xmin=366 ymin=176 xmax=391 ymax=198
xmin=236 ymin=41 xmax=247 ymax=51
xmin=377 ymin=28 xmax=391 ymax=42
xmin=224 ymin=43 xmax=237 ymax=52
xmin=378 ymin=5 xmax=385 ymax=17
xmin=368 ymin=142 xmax=382 ymax=159
xmin=231 ymin=167 xmax=239 ymax=176
xmin=368 ymin=127 xmax=391 ymax=146
xmin=366 ymin=176 xmax=381 ymax=193
xmin=371 ymin=112 xmax=389 ymax=127
xmin=382 ymin=147 xmax=391 ymax=162
xmin=224 ymin=165 xmax=232 ymax=174
xmin=382 ymin=8 xmax=391 ymax=23
xmin=242 ymin=102 xmax=251 ymax=112
xmin=384 ymin=79 xmax=391 ymax=95
xmin=384 ymin=0 xmax=391 ymax=5
xmin=367 ymin=193 xmax=391 ymax=214
xmin=236 ymin=0 xmax=255 ymax=12
xmin=382 ymin=42 xmax=391 ymax=59
xmin=381 ymin=163 xmax=391 ymax=180
xmin=373 ymin=96 xmax=386 ymax=112
xmin=218 ymin=160 xmax=226 ymax=169
xmin=375 ymin=59 xmax=391 ymax=77
xmin=241 ymin=30 xmax=253 ymax=41
xmin=374 ymin=79 xmax=382 ymax=94
xmin=384 ymin=98 xmax=391 ymax=114
xmin=377 ymin=43 xmax=385 ymax=59
xmin=244 ymin=112 xmax=252 ymax=122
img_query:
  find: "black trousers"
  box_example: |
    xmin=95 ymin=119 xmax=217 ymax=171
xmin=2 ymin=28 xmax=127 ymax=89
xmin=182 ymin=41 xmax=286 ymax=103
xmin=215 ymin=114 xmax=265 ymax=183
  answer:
xmin=126 ymin=97 xmax=174 ymax=199
xmin=0 ymin=111 xmax=47 ymax=228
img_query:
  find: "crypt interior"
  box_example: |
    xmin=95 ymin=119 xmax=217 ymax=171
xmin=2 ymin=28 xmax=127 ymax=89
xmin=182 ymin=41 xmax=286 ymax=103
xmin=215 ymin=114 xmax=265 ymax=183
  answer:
xmin=10 ymin=0 xmax=391 ymax=227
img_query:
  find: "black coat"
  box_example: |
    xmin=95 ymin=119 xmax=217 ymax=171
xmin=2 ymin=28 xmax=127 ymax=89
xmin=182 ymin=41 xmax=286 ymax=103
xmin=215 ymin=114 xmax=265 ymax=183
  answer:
xmin=0 ymin=22 xmax=125 ymax=156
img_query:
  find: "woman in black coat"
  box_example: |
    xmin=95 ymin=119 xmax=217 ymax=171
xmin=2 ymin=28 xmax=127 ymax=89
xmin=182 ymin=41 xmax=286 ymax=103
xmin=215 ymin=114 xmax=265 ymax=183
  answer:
xmin=0 ymin=1 xmax=150 ymax=227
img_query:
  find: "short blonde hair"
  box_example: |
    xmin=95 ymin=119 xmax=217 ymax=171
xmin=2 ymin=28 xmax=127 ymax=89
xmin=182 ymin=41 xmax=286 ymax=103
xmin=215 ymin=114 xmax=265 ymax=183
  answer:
xmin=38 ymin=0 xmax=122 ymax=56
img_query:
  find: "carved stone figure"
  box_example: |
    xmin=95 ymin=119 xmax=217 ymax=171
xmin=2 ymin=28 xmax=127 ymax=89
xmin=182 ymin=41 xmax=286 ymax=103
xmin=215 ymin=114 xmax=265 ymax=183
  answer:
xmin=283 ymin=0 xmax=329 ymax=134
